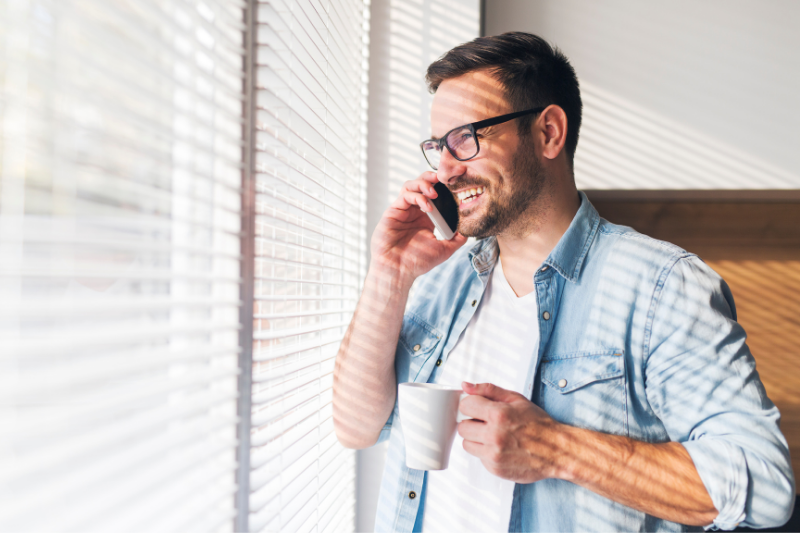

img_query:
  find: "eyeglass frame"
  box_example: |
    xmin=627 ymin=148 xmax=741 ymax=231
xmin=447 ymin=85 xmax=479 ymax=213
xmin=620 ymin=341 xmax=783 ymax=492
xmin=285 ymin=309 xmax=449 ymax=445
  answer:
xmin=419 ymin=107 xmax=546 ymax=170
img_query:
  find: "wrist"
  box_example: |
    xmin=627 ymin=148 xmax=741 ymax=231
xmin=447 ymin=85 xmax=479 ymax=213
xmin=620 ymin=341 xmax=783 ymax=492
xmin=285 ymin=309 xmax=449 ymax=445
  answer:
xmin=547 ymin=422 xmax=581 ymax=482
xmin=367 ymin=258 xmax=416 ymax=294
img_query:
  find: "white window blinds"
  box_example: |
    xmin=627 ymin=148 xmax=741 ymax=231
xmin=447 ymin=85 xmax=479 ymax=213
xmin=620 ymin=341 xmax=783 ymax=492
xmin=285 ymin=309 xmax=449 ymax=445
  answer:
xmin=0 ymin=0 xmax=246 ymax=531
xmin=247 ymin=1 xmax=369 ymax=532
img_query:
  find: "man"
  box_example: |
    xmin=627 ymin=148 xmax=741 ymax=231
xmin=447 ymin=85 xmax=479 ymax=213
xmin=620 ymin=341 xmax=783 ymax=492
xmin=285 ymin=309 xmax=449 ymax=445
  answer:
xmin=332 ymin=32 xmax=795 ymax=532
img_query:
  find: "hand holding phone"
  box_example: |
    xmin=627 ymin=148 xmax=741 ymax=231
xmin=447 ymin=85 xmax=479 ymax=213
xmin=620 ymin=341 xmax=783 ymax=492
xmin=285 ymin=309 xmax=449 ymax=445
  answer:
xmin=370 ymin=173 xmax=466 ymax=285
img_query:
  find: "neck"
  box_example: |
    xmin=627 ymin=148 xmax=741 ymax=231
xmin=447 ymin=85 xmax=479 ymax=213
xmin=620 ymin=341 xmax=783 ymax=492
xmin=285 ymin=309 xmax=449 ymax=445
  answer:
xmin=495 ymin=174 xmax=580 ymax=297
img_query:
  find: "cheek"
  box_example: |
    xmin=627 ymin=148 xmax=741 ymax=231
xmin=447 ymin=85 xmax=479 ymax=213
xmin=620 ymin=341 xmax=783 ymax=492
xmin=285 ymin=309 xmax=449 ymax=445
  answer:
xmin=466 ymin=159 xmax=504 ymax=189
xmin=481 ymin=135 xmax=516 ymax=165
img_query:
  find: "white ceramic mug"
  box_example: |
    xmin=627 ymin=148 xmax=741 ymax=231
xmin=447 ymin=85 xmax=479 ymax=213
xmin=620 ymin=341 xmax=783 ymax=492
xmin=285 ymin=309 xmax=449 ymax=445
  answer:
xmin=398 ymin=383 xmax=463 ymax=470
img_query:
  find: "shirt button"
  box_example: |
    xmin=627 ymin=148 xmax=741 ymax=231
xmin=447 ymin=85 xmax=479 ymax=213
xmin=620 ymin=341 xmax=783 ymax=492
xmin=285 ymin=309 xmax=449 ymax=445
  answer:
xmin=409 ymin=491 xmax=416 ymax=499
xmin=413 ymin=344 xmax=421 ymax=351
xmin=436 ymin=359 xmax=442 ymax=366
xmin=471 ymin=300 xmax=477 ymax=307
xmin=542 ymin=311 xmax=551 ymax=320
xmin=558 ymin=379 xmax=567 ymax=388
xmin=541 ymin=266 xmax=549 ymax=272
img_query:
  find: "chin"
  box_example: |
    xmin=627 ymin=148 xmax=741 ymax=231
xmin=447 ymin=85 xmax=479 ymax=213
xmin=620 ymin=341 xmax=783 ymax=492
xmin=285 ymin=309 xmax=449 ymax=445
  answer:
xmin=456 ymin=213 xmax=482 ymax=238
xmin=459 ymin=212 xmax=506 ymax=239
xmin=457 ymin=200 xmax=505 ymax=239
xmin=457 ymin=220 xmax=497 ymax=239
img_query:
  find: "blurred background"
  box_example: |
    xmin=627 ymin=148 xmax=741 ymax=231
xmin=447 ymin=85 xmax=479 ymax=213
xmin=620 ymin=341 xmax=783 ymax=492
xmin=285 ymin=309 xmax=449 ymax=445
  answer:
xmin=0 ymin=0 xmax=797 ymax=531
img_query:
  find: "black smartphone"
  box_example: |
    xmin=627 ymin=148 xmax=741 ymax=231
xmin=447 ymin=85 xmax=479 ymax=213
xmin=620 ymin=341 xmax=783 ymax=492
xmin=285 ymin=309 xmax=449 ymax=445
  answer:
xmin=426 ymin=181 xmax=459 ymax=240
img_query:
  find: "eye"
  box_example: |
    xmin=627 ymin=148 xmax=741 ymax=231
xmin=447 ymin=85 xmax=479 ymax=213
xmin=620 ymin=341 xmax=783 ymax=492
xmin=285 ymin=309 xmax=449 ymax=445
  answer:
xmin=448 ymin=130 xmax=474 ymax=149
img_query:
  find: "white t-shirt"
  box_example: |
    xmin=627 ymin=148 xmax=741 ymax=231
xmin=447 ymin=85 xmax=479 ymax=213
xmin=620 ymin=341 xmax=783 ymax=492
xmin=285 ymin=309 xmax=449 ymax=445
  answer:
xmin=422 ymin=258 xmax=541 ymax=533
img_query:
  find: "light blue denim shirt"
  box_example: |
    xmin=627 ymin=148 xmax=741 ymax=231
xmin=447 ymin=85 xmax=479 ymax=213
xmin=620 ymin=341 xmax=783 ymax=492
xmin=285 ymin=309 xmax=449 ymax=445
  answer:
xmin=372 ymin=192 xmax=795 ymax=532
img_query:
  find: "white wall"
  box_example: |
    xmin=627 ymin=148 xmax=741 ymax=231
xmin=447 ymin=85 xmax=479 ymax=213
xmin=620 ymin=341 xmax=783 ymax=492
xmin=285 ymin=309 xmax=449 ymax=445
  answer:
xmin=359 ymin=1 xmax=480 ymax=531
xmin=486 ymin=0 xmax=800 ymax=190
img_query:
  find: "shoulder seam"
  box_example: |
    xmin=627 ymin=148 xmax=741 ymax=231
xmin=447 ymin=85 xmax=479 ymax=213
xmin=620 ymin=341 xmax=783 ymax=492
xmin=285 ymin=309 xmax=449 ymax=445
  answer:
xmin=598 ymin=224 xmax=693 ymax=257
xmin=642 ymin=254 xmax=694 ymax=367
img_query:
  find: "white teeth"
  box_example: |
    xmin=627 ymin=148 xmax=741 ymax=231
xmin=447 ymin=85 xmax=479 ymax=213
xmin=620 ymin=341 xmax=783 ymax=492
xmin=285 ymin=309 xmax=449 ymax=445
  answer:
xmin=456 ymin=187 xmax=484 ymax=205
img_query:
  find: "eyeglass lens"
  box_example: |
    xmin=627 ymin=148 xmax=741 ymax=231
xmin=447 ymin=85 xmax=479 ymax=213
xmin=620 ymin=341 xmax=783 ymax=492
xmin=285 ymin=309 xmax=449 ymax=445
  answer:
xmin=422 ymin=126 xmax=478 ymax=170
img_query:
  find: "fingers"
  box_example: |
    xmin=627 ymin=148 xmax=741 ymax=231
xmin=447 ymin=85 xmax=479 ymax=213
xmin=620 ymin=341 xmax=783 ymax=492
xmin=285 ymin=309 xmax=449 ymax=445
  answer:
xmin=441 ymin=232 xmax=468 ymax=250
xmin=418 ymin=171 xmax=440 ymax=185
xmin=462 ymin=381 xmax=521 ymax=403
xmin=389 ymin=174 xmax=441 ymax=212
xmin=402 ymin=174 xmax=440 ymax=198
xmin=458 ymin=392 xmax=496 ymax=422
xmin=387 ymin=171 xmax=445 ymax=212
xmin=460 ymin=382 xmax=526 ymax=421
xmin=457 ymin=419 xmax=486 ymax=442
xmin=390 ymin=189 xmax=433 ymax=212
xmin=403 ymin=176 xmax=437 ymax=194
xmin=462 ymin=435 xmax=484 ymax=457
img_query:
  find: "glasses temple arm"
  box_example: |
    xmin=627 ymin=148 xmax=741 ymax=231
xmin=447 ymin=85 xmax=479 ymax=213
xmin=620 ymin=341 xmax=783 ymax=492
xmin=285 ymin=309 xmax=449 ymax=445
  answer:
xmin=470 ymin=107 xmax=545 ymax=130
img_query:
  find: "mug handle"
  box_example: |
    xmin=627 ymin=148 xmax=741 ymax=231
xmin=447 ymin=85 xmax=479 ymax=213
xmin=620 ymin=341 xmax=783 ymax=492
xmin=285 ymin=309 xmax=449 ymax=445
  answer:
xmin=456 ymin=392 xmax=474 ymax=423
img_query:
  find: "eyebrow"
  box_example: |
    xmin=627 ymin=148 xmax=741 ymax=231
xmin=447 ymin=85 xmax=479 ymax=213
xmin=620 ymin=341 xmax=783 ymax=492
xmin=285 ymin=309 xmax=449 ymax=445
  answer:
xmin=429 ymin=123 xmax=469 ymax=142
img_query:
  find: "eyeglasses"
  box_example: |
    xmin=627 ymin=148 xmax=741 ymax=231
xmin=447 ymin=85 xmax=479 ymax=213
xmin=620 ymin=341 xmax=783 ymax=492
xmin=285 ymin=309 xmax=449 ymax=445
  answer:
xmin=419 ymin=107 xmax=545 ymax=170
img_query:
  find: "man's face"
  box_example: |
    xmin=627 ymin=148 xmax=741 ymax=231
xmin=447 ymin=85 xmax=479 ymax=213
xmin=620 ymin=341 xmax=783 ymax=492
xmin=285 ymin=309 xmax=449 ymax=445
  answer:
xmin=430 ymin=70 xmax=545 ymax=239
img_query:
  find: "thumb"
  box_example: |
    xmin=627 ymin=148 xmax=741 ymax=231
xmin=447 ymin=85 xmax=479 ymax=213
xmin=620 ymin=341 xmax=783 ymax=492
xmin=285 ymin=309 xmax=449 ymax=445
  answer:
xmin=441 ymin=232 xmax=467 ymax=250
xmin=462 ymin=381 xmax=520 ymax=403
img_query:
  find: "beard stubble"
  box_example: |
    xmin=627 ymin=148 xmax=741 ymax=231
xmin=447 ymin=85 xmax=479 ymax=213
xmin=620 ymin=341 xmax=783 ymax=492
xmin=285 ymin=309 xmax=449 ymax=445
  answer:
xmin=457 ymin=134 xmax=546 ymax=239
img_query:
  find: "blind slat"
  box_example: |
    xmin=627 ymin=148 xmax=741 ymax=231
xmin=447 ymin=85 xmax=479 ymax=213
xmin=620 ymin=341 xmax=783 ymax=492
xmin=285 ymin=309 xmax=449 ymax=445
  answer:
xmin=252 ymin=337 xmax=341 ymax=364
xmin=251 ymin=320 xmax=350 ymax=341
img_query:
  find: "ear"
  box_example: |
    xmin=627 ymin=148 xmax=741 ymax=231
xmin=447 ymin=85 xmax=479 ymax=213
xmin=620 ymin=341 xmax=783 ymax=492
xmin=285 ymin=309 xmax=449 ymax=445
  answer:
xmin=534 ymin=104 xmax=568 ymax=162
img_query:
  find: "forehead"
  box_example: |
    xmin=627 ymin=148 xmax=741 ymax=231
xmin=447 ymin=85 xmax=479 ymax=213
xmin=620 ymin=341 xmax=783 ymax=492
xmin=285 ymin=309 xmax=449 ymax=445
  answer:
xmin=430 ymin=70 xmax=511 ymax=137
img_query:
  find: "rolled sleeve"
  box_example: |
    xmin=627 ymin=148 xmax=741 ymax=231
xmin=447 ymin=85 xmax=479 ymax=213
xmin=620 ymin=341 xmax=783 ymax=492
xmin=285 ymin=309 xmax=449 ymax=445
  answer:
xmin=682 ymin=439 xmax=747 ymax=530
xmin=645 ymin=255 xmax=795 ymax=529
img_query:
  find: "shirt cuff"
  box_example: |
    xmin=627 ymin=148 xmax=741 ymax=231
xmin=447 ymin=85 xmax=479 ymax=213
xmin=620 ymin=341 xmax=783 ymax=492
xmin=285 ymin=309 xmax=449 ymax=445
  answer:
xmin=682 ymin=439 xmax=748 ymax=531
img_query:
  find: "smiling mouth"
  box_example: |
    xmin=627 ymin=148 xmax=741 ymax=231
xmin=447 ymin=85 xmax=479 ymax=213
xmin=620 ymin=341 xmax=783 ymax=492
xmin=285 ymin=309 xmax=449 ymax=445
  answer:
xmin=455 ymin=186 xmax=485 ymax=207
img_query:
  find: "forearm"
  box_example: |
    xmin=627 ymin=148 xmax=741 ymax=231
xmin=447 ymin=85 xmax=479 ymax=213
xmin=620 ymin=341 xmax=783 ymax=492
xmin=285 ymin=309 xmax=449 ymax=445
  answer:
xmin=553 ymin=425 xmax=718 ymax=526
xmin=332 ymin=262 xmax=413 ymax=448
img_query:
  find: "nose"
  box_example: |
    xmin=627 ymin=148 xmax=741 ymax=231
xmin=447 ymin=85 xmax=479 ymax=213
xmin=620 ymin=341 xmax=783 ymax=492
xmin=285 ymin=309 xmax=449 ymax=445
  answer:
xmin=436 ymin=147 xmax=467 ymax=186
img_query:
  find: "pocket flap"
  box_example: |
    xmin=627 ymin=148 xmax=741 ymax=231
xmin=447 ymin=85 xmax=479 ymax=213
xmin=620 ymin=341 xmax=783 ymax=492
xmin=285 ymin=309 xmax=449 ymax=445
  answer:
xmin=541 ymin=350 xmax=624 ymax=393
xmin=398 ymin=314 xmax=443 ymax=357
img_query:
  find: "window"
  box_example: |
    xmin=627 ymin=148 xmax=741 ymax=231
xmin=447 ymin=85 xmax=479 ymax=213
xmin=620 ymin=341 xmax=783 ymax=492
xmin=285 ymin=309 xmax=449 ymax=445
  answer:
xmin=243 ymin=1 xmax=370 ymax=531
xmin=1 ymin=0 xmax=243 ymax=530
xmin=0 ymin=0 xmax=369 ymax=531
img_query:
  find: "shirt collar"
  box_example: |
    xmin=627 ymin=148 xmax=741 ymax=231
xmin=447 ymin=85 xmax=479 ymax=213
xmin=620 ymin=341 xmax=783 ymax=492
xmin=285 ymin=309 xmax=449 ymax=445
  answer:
xmin=468 ymin=235 xmax=499 ymax=276
xmin=543 ymin=191 xmax=600 ymax=283
xmin=467 ymin=191 xmax=600 ymax=283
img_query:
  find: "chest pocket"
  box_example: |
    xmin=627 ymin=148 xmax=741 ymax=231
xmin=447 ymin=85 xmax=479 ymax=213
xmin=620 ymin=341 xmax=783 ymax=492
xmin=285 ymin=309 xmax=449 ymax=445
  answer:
xmin=396 ymin=314 xmax=443 ymax=384
xmin=536 ymin=350 xmax=628 ymax=436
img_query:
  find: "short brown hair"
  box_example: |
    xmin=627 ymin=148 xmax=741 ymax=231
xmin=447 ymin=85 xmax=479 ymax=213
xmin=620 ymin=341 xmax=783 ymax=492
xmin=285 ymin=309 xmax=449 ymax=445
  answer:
xmin=426 ymin=32 xmax=582 ymax=163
